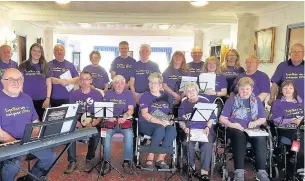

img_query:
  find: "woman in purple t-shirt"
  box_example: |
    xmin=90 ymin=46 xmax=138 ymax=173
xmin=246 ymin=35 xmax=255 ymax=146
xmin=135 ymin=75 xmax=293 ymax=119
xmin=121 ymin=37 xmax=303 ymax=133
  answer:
xmin=19 ymin=43 xmax=51 ymax=120
xmin=221 ymin=49 xmax=245 ymax=96
xmin=199 ymin=56 xmax=227 ymax=103
xmin=138 ymin=73 xmax=177 ymax=170
xmin=219 ymin=77 xmax=269 ymax=181
xmin=270 ymin=80 xmax=304 ymax=174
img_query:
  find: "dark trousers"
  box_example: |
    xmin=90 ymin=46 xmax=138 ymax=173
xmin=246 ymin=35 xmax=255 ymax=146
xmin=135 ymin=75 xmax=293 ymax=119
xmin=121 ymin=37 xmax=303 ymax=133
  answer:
xmin=86 ymin=126 xmax=101 ymax=161
xmin=33 ymin=100 xmax=45 ymax=121
xmin=227 ymin=128 xmax=267 ymax=170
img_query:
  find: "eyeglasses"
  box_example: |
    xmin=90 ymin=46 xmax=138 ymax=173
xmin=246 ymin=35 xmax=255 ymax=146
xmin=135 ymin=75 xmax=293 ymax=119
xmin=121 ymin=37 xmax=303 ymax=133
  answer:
xmin=290 ymin=51 xmax=304 ymax=55
xmin=149 ymin=82 xmax=161 ymax=85
xmin=192 ymin=52 xmax=202 ymax=55
xmin=3 ymin=77 xmax=24 ymax=84
xmin=245 ymin=61 xmax=257 ymax=64
xmin=79 ymin=78 xmax=92 ymax=82
xmin=207 ymin=63 xmax=216 ymax=65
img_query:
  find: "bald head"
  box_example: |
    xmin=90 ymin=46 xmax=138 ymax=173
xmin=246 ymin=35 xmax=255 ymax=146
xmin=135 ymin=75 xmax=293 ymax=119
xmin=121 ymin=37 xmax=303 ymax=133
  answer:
xmin=191 ymin=46 xmax=203 ymax=62
xmin=1 ymin=68 xmax=24 ymax=96
xmin=290 ymin=43 xmax=304 ymax=64
xmin=0 ymin=45 xmax=12 ymax=62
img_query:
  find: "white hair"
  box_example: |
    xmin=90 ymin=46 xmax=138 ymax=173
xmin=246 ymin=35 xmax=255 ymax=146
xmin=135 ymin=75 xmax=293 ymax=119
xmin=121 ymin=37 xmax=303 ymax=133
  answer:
xmin=140 ymin=44 xmax=151 ymax=52
xmin=183 ymin=82 xmax=199 ymax=95
xmin=113 ymin=75 xmax=126 ymax=83
xmin=148 ymin=72 xmax=163 ymax=83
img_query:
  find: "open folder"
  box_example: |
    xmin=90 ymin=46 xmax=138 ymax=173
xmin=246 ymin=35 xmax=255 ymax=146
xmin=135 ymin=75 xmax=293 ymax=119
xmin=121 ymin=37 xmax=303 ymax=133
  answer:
xmin=94 ymin=102 xmax=114 ymax=118
xmin=199 ymin=73 xmax=216 ymax=91
xmin=59 ymin=70 xmax=74 ymax=92
xmin=179 ymin=76 xmax=198 ymax=91
xmin=188 ymin=129 xmax=209 ymax=142
xmin=244 ymin=128 xmax=269 ymax=137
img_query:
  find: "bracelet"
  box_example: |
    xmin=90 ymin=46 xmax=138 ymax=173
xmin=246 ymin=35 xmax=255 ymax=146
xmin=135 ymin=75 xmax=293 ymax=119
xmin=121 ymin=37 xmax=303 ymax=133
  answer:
xmin=46 ymin=97 xmax=50 ymax=99
xmin=148 ymin=116 xmax=153 ymax=122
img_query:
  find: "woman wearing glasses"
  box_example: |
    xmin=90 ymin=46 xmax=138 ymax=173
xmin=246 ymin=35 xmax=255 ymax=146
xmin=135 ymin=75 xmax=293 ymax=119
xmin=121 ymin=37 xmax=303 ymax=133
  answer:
xmin=19 ymin=43 xmax=52 ymax=120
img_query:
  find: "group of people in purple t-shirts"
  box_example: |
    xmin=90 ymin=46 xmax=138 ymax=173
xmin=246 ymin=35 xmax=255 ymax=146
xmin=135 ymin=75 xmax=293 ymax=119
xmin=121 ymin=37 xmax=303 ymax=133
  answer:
xmin=0 ymin=40 xmax=303 ymax=181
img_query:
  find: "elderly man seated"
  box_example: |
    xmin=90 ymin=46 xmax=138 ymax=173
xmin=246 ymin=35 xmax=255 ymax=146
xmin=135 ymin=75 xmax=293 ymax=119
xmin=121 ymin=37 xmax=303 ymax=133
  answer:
xmin=103 ymin=75 xmax=136 ymax=174
xmin=0 ymin=68 xmax=56 ymax=181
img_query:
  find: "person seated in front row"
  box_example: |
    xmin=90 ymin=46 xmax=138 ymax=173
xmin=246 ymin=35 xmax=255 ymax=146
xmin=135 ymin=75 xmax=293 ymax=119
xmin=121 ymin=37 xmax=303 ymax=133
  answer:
xmin=178 ymin=82 xmax=216 ymax=181
xmin=270 ymin=80 xmax=304 ymax=176
xmin=65 ymin=71 xmax=103 ymax=174
xmin=103 ymin=75 xmax=136 ymax=174
xmin=0 ymin=68 xmax=56 ymax=181
xmin=138 ymin=72 xmax=177 ymax=169
xmin=219 ymin=77 xmax=270 ymax=181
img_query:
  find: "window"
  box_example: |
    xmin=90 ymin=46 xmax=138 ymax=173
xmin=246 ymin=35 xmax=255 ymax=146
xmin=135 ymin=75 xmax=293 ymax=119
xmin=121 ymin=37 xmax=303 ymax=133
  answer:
xmin=150 ymin=52 xmax=169 ymax=73
xmin=99 ymin=51 xmax=115 ymax=79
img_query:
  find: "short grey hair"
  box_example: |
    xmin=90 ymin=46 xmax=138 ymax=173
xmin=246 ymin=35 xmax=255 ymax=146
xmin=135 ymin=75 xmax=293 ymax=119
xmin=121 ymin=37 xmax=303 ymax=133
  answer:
xmin=140 ymin=44 xmax=151 ymax=52
xmin=113 ymin=75 xmax=126 ymax=83
xmin=148 ymin=72 xmax=163 ymax=83
xmin=53 ymin=44 xmax=65 ymax=52
xmin=183 ymin=82 xmax=199 ymax=95
xmin=290 ymin=43 xmax=304 ymax=52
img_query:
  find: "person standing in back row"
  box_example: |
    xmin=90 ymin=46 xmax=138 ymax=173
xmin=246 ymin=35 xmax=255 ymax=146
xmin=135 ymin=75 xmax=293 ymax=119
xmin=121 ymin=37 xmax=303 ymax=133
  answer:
xmin=0 ymin=45 xmax=18 ymax=90
xmin=188 ymin=46 xmax=204 ymax=77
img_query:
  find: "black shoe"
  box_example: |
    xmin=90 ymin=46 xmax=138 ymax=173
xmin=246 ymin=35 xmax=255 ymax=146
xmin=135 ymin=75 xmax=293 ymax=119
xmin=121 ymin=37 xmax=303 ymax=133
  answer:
xmin=200 ymin=174 xmax=210 ymax=181
xmin=84 ymin=159 xmax=92 ymax=172
xmin=102 ymin=161 xmax=111 ymax=174
xmin=17 ymin=175 xmax=33 ymax=181
xmin=64 ymin=161 xmax=78 ymax=174
xmin=122 ymin=160 xmax=136 ymax=175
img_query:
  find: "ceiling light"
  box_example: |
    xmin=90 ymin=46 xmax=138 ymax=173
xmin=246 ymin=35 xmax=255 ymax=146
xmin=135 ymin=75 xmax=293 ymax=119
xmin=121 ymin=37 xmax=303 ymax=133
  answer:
xmin=158 ymin=24 xmax=171 ymax=30
xmin=190 ymin=0 xmax=209 ymax=7
xmin=78 ymin=23 xmax=91 ymax=28
xmin=55 ymin=0 xmax=71 ymax=4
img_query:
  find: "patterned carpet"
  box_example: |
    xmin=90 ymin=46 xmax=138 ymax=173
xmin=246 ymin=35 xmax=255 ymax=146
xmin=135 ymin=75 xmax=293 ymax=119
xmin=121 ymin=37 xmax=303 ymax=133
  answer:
xmin=19 ymin=139 xmax=259 ymax=181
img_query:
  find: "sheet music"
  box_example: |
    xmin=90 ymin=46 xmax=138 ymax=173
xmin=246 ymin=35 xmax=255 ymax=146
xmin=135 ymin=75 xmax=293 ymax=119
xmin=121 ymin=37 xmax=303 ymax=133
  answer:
xmin=199 ymin=73 xmax=216 ymax=91
xmin=244 ymin=129 xmax=269 ymax=137
xmin=179 ymin=76 xmax=198 ymax=91
xmin=59 ymin=70 xmax=74 ymax=92
xmin=192 ymin=103 xmax=217 ymax=122
xmin=94 ymin=102 xmax=114 ymax=118
xmin=60 ymin=119 xmax=73 ymax=133
xmin=61 ymin=104 xmax=79 ymax=118
xmin=189 ymin=129 xmax=209 ymax=142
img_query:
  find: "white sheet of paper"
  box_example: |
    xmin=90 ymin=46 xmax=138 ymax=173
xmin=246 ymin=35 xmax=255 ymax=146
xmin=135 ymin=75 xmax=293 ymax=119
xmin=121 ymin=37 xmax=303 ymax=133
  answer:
xmin=94 ymin=102 xmax=114 ymax=118
xmin=192 ymin=103 xmax=217 ymax=122
xmin=189 ymin=129 xmax=209 ymax=142
xmin=244 ymin=129 xmax=269 ymax=137
xmin=179 ymin=76 xmax=198 ymax=91
xmin=59 ymin=70 xmax=74 ymax=92
xmin=61 ymin=104 xmax=79 ymax=118
xmin=60 ymin=119 xmax=73 ymax=133
xmin=199 ymin=73 xmax=216 ymax=91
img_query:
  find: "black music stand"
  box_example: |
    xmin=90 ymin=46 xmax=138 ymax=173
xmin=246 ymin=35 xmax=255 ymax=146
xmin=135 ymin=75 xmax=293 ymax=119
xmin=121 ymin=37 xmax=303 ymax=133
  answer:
xmin=5 ymin=116 xmax=78 ymax=181
xmin=173 ymin=104 xmax=217 ymax=181
xmin=89 ymin=102 xmax=125 ymax=180
xmin=292 ymin=118 xmax=304 ymax=181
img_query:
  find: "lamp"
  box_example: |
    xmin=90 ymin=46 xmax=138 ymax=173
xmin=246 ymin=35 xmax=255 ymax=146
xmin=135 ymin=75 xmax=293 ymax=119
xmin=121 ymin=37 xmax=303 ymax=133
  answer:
xmin=55 ymin=0 xmax=71 ymax=4
xmin=190 ymin=0 xmax=209 ymax=7
xmin=158 ymin=24 xmax=171 ymax=30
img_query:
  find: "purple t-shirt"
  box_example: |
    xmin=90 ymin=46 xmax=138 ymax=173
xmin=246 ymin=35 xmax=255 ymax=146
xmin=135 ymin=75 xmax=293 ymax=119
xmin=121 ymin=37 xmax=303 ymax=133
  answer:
xmin=0 ymin=91 xmax=38 ymax=139
xmin=131 ymin=60 xmax=160 ymax=93
xmin=178 ymin=96 xmax=216 ymax=129
xmin=0 ymin=60 xmax=18 ymax=90
xmin=221 ymin=96 xmax=266 ymax=128
xmin=162 ymin=67 xmax=190 ymax=92
xmin=139 ymin=91 xmax=170 ymax=122
xmin=69 ymin=88 xmax=103 ymax=114
xmin=270 ymin=99 xmax=304 ymax=125
xmin=110 ymin=56 xmax=136 ymax=82
xmin=200 ymin=74 xmax=227 ymax=102
xmin=46 ymin=59 xmax=79 ymax=100
xmin=231 ymin=70 xmax=270 ymax=97
xmin=271 ymin=60 xmax=304 ymax=99
xmin=83 ymin=65 xmax=109 ymax=90
xmin=20 ymin=63 xmax=47 ymax=100
xmin=104 ymin=90 xmax=136 ymax=116
xmin=223 ymin=66 xmax=245 ymax=94
xmin=187 ymin=61 xmax=204 ymax=77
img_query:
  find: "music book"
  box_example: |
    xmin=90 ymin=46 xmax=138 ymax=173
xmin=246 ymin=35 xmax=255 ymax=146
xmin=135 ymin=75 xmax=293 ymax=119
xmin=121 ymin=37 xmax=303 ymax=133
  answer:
xmin=244 ymin=128 xmax=269 ymax=137
xmin=151 ymin=109 xmax=172 ymax=124
xmin=94 ymin=102 xmax=114 ymax=118
xmin=59 ymin=70 xmax=74 ymax=92
xmin=188 ymin=129 xmax=209 ymax=142
xmin=199 ymin=73 xmax=216 ymax=90
xmin=179 ymin=76 xmax=198 ymax=91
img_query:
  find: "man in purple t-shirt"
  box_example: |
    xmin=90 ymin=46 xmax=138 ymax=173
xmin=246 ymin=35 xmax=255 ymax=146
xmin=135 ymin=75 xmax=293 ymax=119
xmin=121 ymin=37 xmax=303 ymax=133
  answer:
xmin=0 ymin=45 xmax=18 ymax=90
xmin=187 ymin=46 xmax=204 ymax=77
xmin=268 ymin=43 xmax=304 ymax=105
xmin=65 ymin=71 xmax=103 ymax=174
xmin=46 ymin=44 xmax=79 ymax=107
xmin=0 ymin=68 xmax=56 ymax=181
xmin=110 ymin=41 xmax=136 ymax=86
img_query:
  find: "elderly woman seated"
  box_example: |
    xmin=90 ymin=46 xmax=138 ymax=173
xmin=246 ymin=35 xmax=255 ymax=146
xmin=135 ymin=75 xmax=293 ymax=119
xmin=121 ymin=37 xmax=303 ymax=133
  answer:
xmin=270 ymin=80 xmax=304 ymax=177
xmin=219 ymin=77 xmax=269 ymax=181
xmin=178 ymin=82 xmax=216 ymax=181
xmin=138 ymin=72 xmax=177 ymax=169
xmin=103 ymin=75 xmax=136 ymax=174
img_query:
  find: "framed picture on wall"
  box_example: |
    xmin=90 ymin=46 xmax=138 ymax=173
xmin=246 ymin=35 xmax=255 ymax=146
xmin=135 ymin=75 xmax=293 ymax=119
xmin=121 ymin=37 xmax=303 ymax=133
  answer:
xmin=72 ymin=52 xmax=80 ymax=71
xmin=254 ymin=27 xmax=276 ymax=63
xmin=284 ymin=22 xmax=304 ymax=61
xmin=128 ymin=51 xmax=133 ymax=58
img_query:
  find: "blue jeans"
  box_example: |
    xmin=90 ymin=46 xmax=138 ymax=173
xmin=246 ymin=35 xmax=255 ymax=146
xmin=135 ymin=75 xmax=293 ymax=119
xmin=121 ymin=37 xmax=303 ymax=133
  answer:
xmin=139 ymin=121 xmax=177 ymax=147
xmin=1 ymin=148 xmax=56 ymax=181
xmin=104 ymin=125 xmax=133 ymax=161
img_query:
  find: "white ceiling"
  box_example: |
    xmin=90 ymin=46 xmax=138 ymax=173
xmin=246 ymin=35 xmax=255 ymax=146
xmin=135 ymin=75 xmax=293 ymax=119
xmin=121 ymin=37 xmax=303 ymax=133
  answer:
xmin=0 ymin=1 xmax=296 ymax=32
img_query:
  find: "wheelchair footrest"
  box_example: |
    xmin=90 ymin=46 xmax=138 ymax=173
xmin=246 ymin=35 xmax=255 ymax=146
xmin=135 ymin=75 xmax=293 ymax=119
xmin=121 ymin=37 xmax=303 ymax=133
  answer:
xmin=138 ymin=145 xmax=175 ymax=154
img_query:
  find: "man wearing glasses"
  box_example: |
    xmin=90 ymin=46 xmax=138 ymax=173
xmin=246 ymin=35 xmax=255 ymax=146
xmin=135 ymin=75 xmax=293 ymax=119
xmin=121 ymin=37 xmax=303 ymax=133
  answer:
xmin=268 ymin=43 xmax=304 ymax=105
xmin=65 ymin=71 xmax=103 ymax=174
xmin=0 ymin=68 xmax=56 ymax=181
xmin=188 ymin=46 xmax=204 ymax=77
xmin=0 ymin=45 xmax=18 ymax=90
